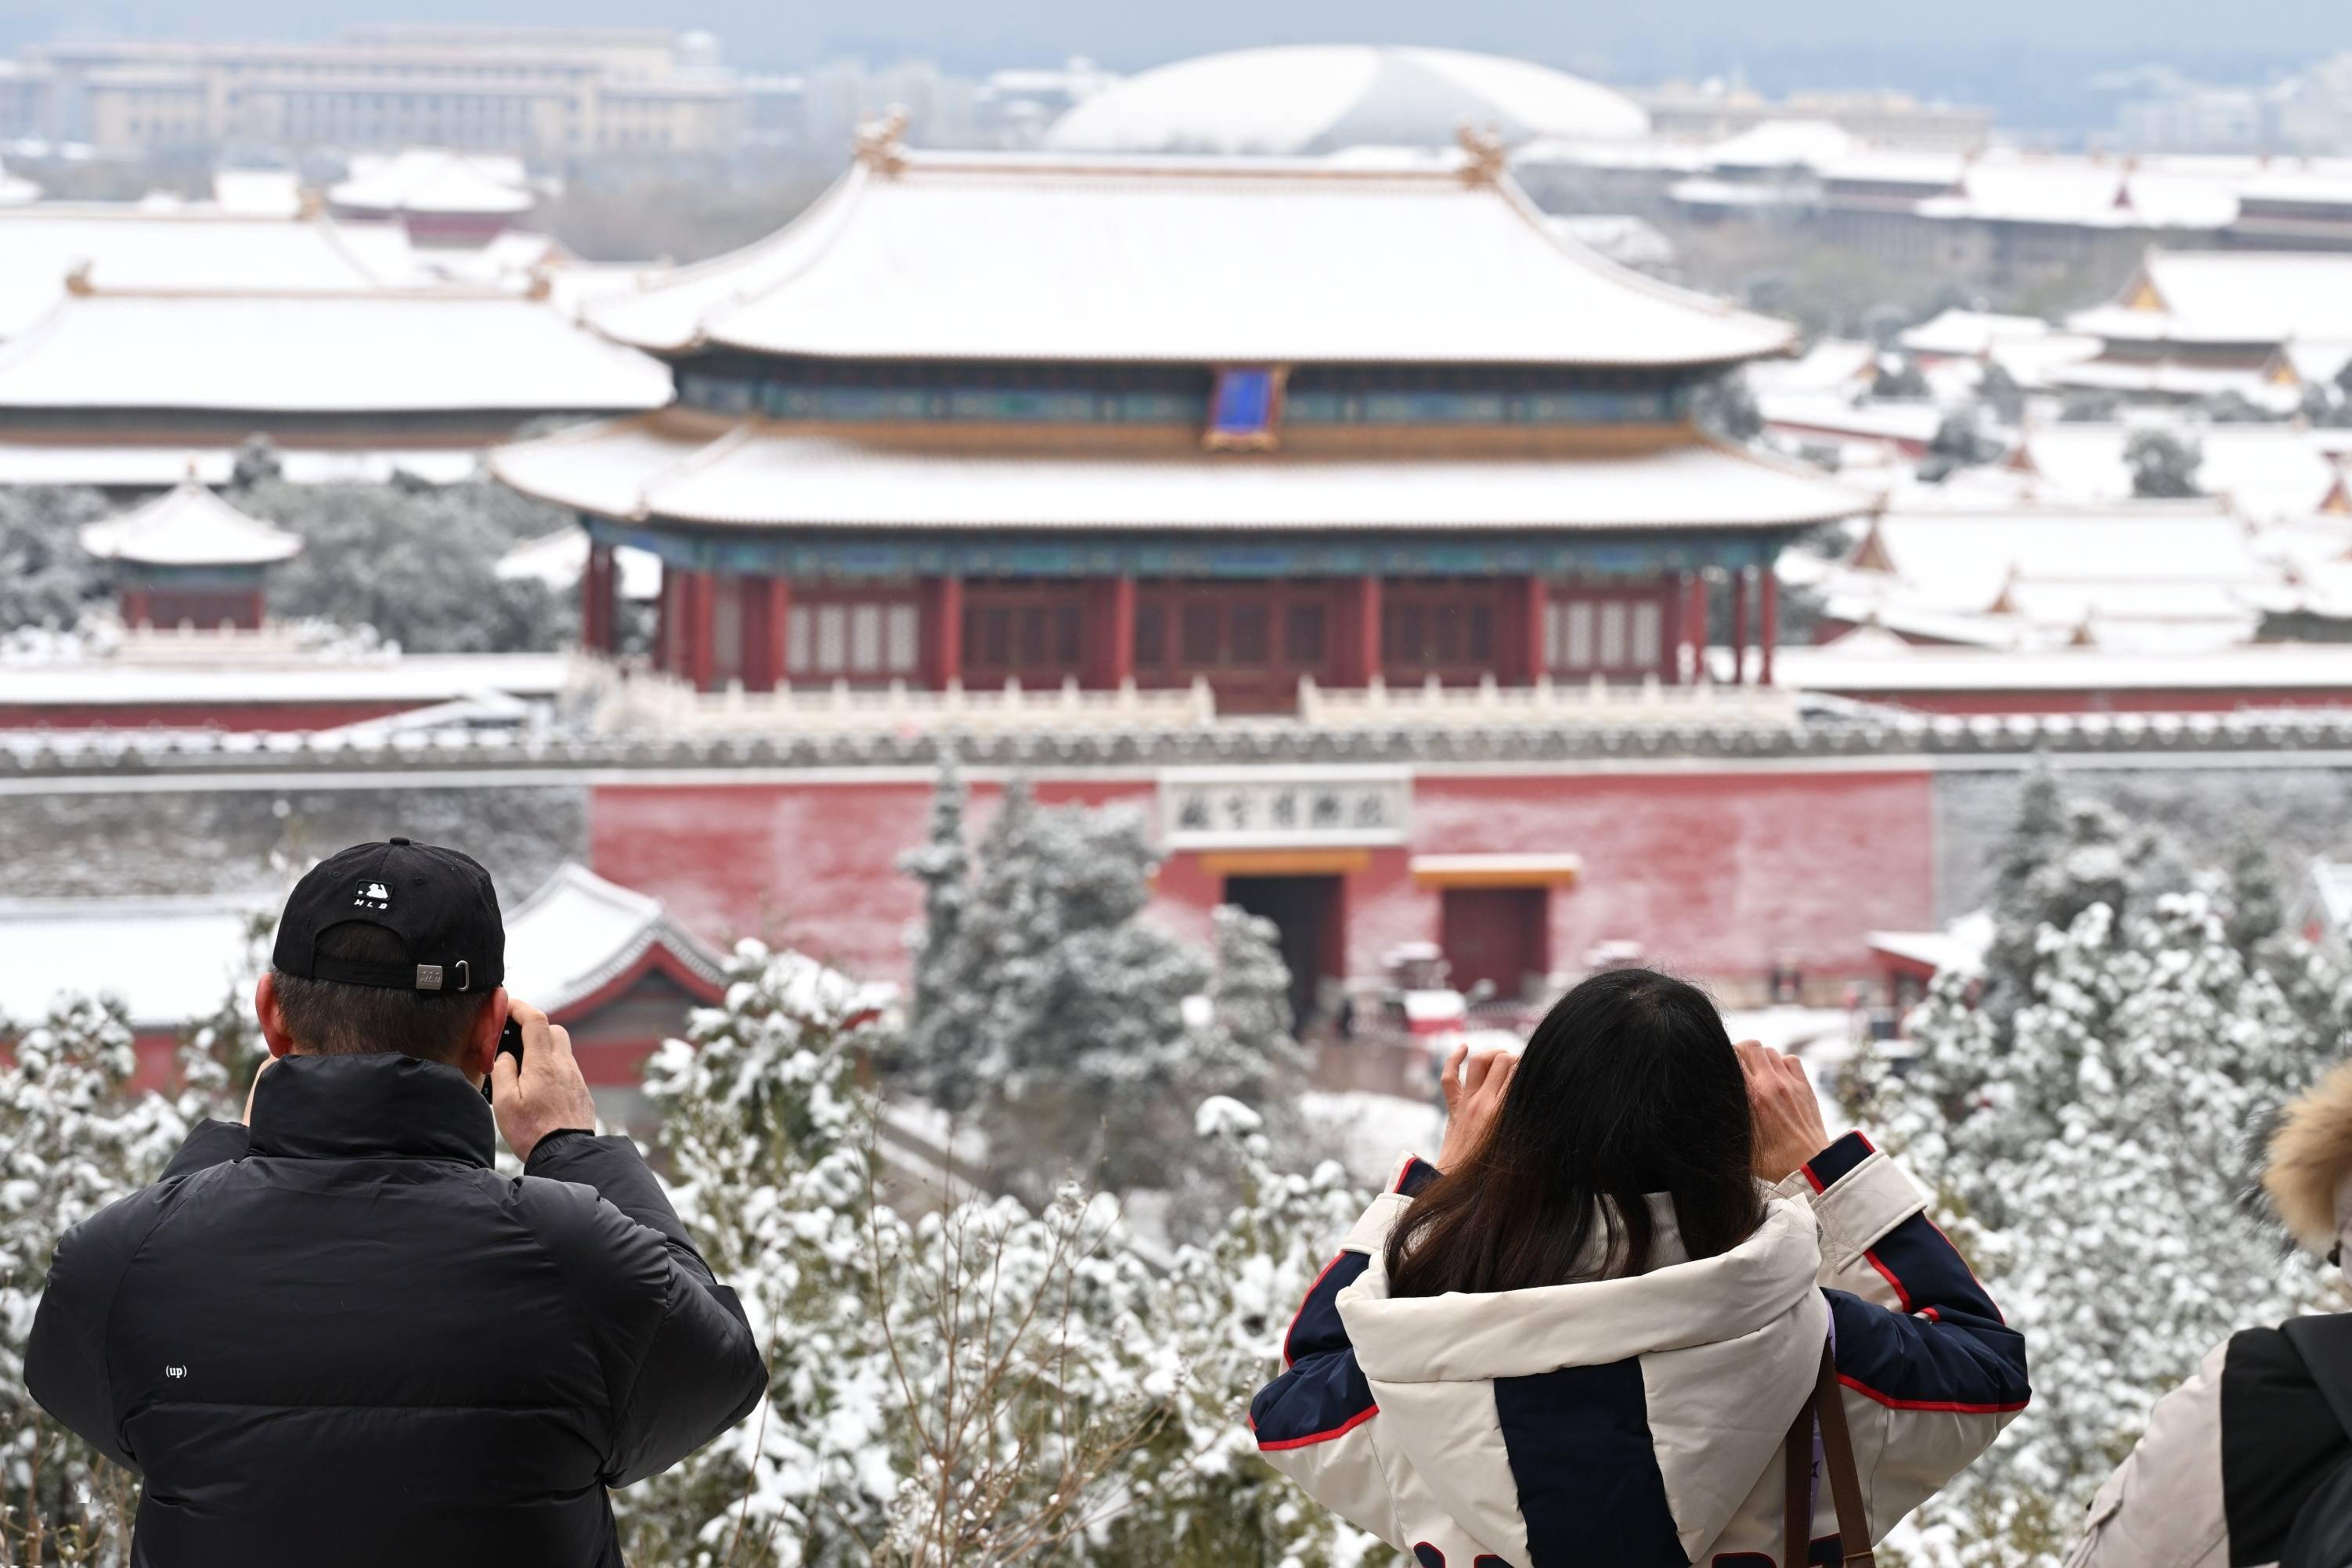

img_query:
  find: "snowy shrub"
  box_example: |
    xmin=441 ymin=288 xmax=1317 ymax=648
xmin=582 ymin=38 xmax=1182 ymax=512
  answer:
xmin=622 ymin=942 xmax=1175 ymax=1568
xmin=895 ymin=762 xmax=1304 ymax=1208
xmin=236 ymin=474 xmax=573 ymax=654
xmin=1102 ymin=1100 xmax=1391 ymax=1568
xmin=1849 ymin=783 xmax=2347 ymax=1568
xmin=625 ymin=943 xmax=1396 ymax=1568
xmin=0 ymin=1000 xmax=197 ymax=1563
xmin=0 ymin=487 xmax=112 ymax=638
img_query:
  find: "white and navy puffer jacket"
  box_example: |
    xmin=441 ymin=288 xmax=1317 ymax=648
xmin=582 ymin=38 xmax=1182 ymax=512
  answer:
xmin=1250 ymin=1133 xmax=2029 ymax=1568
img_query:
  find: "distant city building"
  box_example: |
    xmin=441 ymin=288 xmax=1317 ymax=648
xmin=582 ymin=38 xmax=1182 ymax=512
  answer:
xmin=1044 ymin=45 xmax=1647 ymax=155
xmin=1522 ymin=131 xmax=2352 ymax=289
xmin=1634 ymin=82 xmax=1991 ymax=152
xmin=10 ymin=25 xmax=740 ymax=158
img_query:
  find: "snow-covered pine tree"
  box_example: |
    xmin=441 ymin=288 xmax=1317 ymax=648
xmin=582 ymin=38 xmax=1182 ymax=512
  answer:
xmin=1104 ymin=1096 xmax=1393 ymax=1568
xmin=893 ymin=771 xmax=1303 ymax=1204
xmin=619 ymin=942 xmax=900 ymax=1567
xmin=1853 ymin=874 xmax=2344 ymax=1566
xmin=900 ymin=746 xmax=972 ymax=1064
xmin=624 ymin=941 xmax=1173 ymax=1568
xmin=0 ymin=998 xmax=194 ymax=1563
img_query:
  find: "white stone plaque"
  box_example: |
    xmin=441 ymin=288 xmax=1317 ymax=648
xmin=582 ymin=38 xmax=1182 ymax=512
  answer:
xmin=1158 ymin=766 xmax=1412 ymax=849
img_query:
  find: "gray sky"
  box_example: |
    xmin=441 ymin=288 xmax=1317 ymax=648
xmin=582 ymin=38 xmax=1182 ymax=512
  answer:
xmin=8 ymin=0 xmax=2337 ymax=96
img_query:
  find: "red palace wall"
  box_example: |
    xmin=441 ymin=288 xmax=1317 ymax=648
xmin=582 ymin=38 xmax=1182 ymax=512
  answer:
xmin=0 ymin=700 xmax=429 ymax=731
xmin=590 ymin=766 xmax=1938 ymax=991
xmin=1813 ymin=687 xmax=2352 ymax=716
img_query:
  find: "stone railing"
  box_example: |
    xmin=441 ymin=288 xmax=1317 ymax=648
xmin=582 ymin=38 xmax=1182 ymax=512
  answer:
xmin=1291 ymin=672 xmax=1802 ymax=730
xmin=568 ymin=660 xmax=1803 ymax=737
xmin=568 ymin=659 xmax=1217 ymax=735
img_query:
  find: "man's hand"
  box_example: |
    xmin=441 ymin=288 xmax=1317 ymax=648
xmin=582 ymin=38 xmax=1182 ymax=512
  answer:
xmin=1737 ymin=1040 xmax=1833 ymax=1183
xmin=493 ymin=999 xmax=600 ymax=1163
xmin=1434 ymin=1041 xmax=1517 ymax=1171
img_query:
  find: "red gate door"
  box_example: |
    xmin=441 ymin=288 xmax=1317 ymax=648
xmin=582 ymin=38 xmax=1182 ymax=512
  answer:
xmin=1440 ymin=887 xmax=1549 ymax=1000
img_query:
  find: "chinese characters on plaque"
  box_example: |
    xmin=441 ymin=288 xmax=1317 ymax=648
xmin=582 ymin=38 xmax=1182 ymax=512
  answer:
xmin=1158 ymin=770 xmax=1412 ymax=849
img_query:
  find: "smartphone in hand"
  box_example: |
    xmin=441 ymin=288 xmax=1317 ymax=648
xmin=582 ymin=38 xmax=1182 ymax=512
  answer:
xmin=482 ymin=1016 xmax=525 ymax=1103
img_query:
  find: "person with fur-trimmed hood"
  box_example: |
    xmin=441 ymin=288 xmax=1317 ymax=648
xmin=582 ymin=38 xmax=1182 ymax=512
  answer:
xmin=1250 ymin=968 xmax=2029 ymax=1568
xmin=2067 ymin=1059 xmax=2352 ymax=1568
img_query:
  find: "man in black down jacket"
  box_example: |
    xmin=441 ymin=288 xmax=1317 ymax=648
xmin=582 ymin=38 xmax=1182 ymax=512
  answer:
xmin=27 ymin=837 xmax=769 ymax=1568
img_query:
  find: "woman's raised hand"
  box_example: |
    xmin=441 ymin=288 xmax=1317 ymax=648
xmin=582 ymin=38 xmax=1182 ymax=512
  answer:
xmin=1435 ymin=1042 xmax=1517 ymax=1171
xmin=1737 ymin=1040 xmax=1831 ymax=1183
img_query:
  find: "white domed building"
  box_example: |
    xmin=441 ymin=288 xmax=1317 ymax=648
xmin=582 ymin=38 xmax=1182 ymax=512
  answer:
xmin=1044 ymin=45 xmax=1647 ymax=156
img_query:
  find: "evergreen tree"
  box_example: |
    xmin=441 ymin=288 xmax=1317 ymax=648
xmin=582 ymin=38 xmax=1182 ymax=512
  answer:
xmin=236 ymin=474 xmax=573 ymax=653
xmin=1849 ymin=781 xmax=2349 ymax=1568
xmin=0 ymin=999 xmax=198 ymax=1562
xmin=0 ymin=485 xmax=112 ymax=636
xmin=2125 ymin=428 xmax=2203 ymax=499
xmin=894 ymin=773 xmax=1305 ymax=1203
xmin=624 ymin=943 xmax=1369 ymax=1568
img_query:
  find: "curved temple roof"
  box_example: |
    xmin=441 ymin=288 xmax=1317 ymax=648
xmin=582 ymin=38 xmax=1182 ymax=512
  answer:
xmin=79 ymin=476 xmax=302 ymax=568
xmin=492 ymin=412 xmax=1870 ymax=533
xmin=583 ymin=150 xmax=1795 ymax=369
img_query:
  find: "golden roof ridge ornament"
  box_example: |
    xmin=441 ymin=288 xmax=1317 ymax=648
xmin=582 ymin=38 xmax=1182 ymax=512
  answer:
xmin=853 ymin=108 xmax=911 ymax=178
xmin=1456 ymin=122 xmax=1507 ymax=187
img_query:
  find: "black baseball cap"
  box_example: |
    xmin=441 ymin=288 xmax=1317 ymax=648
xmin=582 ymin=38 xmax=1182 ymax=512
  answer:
xmin=271 ymin=837 xmax=505 ymax=994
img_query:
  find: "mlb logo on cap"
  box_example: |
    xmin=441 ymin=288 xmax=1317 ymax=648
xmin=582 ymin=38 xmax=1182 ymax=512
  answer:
xmin=274 ymin=836 xmax=505 ymax=993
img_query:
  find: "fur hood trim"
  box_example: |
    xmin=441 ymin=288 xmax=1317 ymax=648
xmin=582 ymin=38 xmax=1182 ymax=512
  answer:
xmin=2265 ymin=1059 xmax=2352 ymax=1254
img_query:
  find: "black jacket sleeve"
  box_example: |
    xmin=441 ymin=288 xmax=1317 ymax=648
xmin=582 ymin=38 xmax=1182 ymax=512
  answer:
xmin=523 ymin=1132 xmax=769 ymax=1487
xmin=27 ymin=1119 xmax=247 ymax=1472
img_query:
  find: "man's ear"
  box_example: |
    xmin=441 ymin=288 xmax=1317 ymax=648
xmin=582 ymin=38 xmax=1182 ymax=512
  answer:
xmin=254 ymin=972 xmax=299 ymax=1059
xmin=461 ymin=987 xmax=510 ymax=1086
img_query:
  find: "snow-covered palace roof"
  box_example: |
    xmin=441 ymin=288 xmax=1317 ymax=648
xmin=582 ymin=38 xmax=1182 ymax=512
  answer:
xmin=2068 ymin=248 xmax=2352 ymax=347
xmin=79 ymin=477 xmax=302 ymax=568
xmin=0 ymin=288 xmax=673 ymax=416
xmin=330 ymin=147 xmax=536 ymax=219
xmin=500 ymin=861 xmax=726 ymax=1017
xmin=494 ymin=412 xmax=1869 ymax=532
xmin=583 ymin=146 xmax=1795 ymax=368
xmin=0 ymin=207 xmax=417 ymax=341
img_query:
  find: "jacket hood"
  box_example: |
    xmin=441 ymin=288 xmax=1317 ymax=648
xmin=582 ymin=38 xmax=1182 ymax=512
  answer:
xmin=1343 ymin=1193 xmax=1824 ymax=1382
xmin=2265 ymin=1058 xmax=2352 ymax=1258
xmin=1337 ymin=1191 xmax=1829 ymax=1563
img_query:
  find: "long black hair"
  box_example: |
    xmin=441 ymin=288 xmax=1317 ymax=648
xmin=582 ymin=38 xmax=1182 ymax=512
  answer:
xmin=1385 ymin=967 xmax=1766 ymax=1298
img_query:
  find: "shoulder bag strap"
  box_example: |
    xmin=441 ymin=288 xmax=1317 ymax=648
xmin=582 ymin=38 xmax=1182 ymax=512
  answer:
xmin=1784 ymin=1373 xmax=1816 ymax=1568
xmin=1816 ymin=1342 xmax=1880 ymax=1567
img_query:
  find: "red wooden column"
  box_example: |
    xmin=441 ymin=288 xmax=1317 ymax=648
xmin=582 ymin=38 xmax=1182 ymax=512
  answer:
xmin=680 ymin=568 xmax=717 ymax=692
xmin=582 ymin=542 xmax=616 ymax=654
xmin=1520 ymin=576 xmax=1549 ymax=685
xmin=121 ymin=586 xmax=151 ymax=629
xmin=766 ymin=576 xmax=792 ymax=689
xmin=1341 ymin=574 xmax=1384 ymax=687
xmin=925 ymin=575 xmax=965 ymax=690
xmin=1106 ymin=574 xmax=1137 ymax=687
xmin=1730 ymin=566 xmax=1752 ymax=686
xmin=653 ymin=568 xmax=676 ymax=675
xmin=1759 ymin=564 xmax=1779 ymax=687
xmin=1683 ymin=570 xmax=1708 ymax=685
xmin=738 ymin=575 xmax=790 ymax=691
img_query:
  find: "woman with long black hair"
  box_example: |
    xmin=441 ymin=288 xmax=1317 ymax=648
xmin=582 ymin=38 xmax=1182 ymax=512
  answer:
xmin=1250 ymin=967 xmax=2027 ymax=1567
